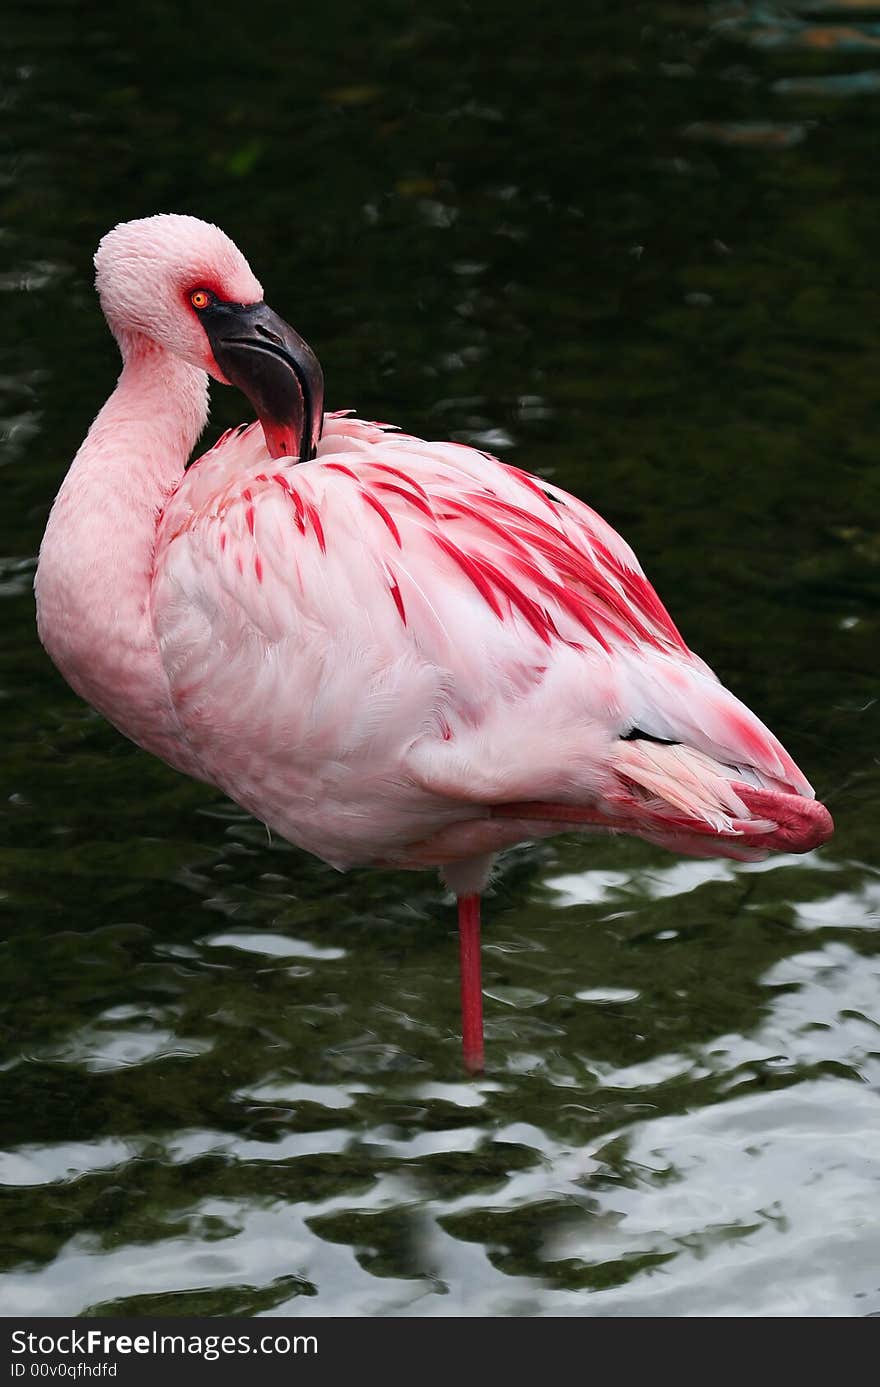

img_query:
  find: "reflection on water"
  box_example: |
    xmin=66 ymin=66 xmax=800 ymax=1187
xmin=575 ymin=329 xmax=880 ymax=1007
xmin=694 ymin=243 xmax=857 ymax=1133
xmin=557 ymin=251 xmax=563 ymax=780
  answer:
xmin=1 ymin=0 xmax=879 ymax=1317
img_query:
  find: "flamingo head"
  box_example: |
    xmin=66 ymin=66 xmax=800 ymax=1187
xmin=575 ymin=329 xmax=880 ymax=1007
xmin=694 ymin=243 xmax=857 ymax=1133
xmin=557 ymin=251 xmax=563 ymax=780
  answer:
xmin=94 ymin=213 xmax=323 ymax=462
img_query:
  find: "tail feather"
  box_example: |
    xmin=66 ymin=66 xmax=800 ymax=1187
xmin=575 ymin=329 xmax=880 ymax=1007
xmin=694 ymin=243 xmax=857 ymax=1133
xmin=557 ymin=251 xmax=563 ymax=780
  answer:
xmin=490 ymin=735 xmax=832 ymax=860
xmin=608 ymin=738 xmax=832 ymax=853
xmin=618 ymin=650 xmax=813 ymax=799
xmin=613 ymin=740 xmax=755 ymax=829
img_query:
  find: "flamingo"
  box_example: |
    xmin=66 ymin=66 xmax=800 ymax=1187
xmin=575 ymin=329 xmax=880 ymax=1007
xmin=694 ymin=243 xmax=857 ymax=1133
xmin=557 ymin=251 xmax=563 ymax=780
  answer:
xmin=35 ymin=214 xmax=833 ymax=1073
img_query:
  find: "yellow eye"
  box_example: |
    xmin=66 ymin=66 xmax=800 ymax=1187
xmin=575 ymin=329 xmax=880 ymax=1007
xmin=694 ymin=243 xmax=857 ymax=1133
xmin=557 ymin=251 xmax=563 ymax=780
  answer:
xmin=190 ymin=289 xmax=211 ymax=309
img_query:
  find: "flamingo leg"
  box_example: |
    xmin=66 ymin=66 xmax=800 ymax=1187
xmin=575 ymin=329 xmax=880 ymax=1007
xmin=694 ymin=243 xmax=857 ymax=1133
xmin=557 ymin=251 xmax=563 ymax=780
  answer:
xmin=457 ymin=893 xmax=484 ymax=1074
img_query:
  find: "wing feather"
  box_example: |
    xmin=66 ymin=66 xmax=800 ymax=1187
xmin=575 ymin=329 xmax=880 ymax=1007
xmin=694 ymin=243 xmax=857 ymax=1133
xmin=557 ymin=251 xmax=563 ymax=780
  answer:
xmin=149 ymin=415 xmax=809 ymax=869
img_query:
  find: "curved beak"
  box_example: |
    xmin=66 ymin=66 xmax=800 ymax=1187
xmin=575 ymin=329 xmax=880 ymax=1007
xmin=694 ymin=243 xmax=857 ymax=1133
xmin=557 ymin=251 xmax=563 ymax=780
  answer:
xmin=199 ymin=300 xmax=324 ymax=463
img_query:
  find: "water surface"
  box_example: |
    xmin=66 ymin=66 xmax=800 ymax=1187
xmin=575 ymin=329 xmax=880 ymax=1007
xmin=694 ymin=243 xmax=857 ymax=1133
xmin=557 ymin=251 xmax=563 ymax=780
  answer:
xmin=1 ymin=0 xmax=879 ymax=1317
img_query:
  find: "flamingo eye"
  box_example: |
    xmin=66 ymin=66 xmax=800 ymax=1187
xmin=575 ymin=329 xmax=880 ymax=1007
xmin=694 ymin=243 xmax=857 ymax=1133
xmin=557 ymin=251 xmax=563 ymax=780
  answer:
xmin=190 ymin=289 xmax=212 ymax=310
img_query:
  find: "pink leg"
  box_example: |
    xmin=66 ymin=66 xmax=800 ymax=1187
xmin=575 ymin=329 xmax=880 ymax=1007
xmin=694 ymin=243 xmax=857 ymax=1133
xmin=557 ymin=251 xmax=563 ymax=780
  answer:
xmin=457 ymin=893 xmax=484 ymax=1074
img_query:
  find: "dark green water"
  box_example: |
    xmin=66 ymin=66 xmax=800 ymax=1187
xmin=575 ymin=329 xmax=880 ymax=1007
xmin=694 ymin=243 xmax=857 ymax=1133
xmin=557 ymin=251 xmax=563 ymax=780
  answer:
xmin=2 ymin=0 xmax=879 ymax=1316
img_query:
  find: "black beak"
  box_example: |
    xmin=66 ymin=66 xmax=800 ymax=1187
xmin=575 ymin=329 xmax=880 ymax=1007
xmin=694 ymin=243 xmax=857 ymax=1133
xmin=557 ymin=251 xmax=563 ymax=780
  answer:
xmin=199 ymin=300 xmax=324 ymax=463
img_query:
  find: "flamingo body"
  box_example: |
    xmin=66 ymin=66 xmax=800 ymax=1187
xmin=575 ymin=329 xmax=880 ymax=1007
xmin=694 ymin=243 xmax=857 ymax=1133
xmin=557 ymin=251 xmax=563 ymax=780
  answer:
xmin=151 ymin=411 xmax=826 ymax=872
xmin=35 ymin=215 xmax=833 ymax=1071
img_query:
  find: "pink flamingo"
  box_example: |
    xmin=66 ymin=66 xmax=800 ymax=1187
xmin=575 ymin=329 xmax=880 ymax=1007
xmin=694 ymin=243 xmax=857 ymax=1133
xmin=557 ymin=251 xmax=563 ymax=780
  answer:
xmin=35 ymin=215 xmax=833 ymax=1072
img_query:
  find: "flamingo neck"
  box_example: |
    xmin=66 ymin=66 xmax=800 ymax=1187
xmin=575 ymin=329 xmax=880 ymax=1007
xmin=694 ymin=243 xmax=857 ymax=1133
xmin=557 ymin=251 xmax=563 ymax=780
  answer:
xmin=35 ymin=333 xmax=210 ymax=774
xmin=87 ymin=330 xmax=209 ymax=487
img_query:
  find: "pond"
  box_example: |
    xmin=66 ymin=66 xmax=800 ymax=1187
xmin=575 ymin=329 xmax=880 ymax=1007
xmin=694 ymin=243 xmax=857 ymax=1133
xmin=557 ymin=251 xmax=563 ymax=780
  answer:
xmin=1 ymin=0 xmax=878 ymax=1316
